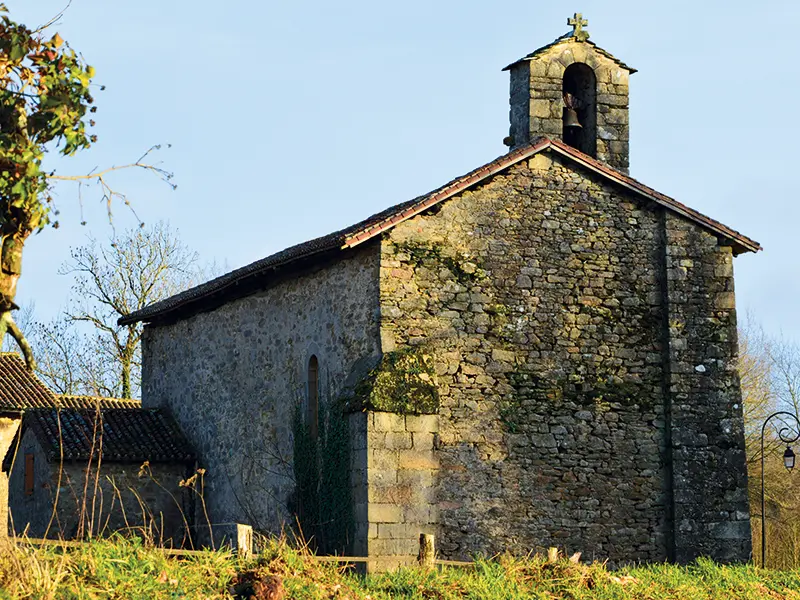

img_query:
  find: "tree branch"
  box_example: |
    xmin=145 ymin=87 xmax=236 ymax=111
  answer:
xmin=1 ymin=311 xmax=36 ymax=370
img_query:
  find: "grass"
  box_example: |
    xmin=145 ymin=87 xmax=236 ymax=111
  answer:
xmin=0 ymin=536 xmax=800 ymax=599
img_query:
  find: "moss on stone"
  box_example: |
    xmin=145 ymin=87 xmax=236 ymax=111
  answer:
xmin=396 ymin=240 xmax=486 ymax=285
xmin=500 ymin=367 xmax=646 ymax=432
xmin=350 ymin=348 xmax=439 ymax=415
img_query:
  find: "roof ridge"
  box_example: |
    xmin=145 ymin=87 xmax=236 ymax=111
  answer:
xmin=120 ymin=139 xmax=760 ymax=326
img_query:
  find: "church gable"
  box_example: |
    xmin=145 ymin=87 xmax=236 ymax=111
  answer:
xmin=377 ymin=151 xmax=672 ymax=561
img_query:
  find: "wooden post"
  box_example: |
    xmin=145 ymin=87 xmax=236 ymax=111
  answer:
xmin=547 ymin=546 xmax=559 ymax=563
xmin=418 ymin=533 xmax=435 ymax=569
xmin=236 ymin=524 xmax=253 ymax=559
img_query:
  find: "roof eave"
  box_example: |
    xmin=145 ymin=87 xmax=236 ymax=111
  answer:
xmin=119 ymin=242 xmax=344 ymax=326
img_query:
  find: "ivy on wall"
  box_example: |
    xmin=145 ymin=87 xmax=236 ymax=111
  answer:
xmin=290 ymin=400 xmax=353 ymax=555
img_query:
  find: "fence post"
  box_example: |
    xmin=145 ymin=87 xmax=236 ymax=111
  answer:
xmin=418 ymin=533 xmax=435 ymax=569
xmin=236 ymin=524 xmax=253 ymax=559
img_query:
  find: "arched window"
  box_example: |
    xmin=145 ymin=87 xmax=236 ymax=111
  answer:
xmin=562 ymin=63 xmax=597 ymax=157
xmin=307 ymin=355 xmax=319 ymax=440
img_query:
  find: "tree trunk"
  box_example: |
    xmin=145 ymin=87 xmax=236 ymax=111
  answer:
xmin=0 ymin=233 xmax=35 ymax=370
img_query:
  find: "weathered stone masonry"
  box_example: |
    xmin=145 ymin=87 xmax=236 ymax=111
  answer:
xmin=377 ymin=151 xmax=750 ymax=563
xmin=663 ymin=215 xmax=750 ymax=562
xmin=142 ymin=247 xmax=382 ymax=535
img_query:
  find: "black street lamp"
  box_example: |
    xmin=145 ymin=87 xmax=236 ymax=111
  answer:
xmin=760 ymin=411 xmax=800 ymax=567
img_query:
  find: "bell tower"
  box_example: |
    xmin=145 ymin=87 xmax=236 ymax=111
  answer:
xmin=504 ymin=13 xmax=636 ymax=173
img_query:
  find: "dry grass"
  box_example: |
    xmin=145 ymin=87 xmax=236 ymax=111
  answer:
xmin=0 ymin=535 xmax=799 ymax=599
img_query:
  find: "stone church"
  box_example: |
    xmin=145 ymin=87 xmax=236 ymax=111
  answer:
xmin=124 ymin=15 xmax=759 ymax=565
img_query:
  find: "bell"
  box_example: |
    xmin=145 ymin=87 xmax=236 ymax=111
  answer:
xmin=563 ymin=108 xmax=582 ymax=129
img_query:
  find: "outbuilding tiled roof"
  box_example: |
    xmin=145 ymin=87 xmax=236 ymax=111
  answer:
xmin=0 ymin=353 xmax=58 ymax=410
xmin=24 ymin=407 xmax=195 ymax=463
xmin=120 ymin=138 xmax=760 ymax=327
xmin=57 ymin=395 xmax=141 ymax=409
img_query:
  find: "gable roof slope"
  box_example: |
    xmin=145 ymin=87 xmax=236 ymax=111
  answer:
xmin=121 ymin=138 xmax=760 ymax=327
xmin=24 ymin=407 xmax=195 ymax=463
xmin=0 ymin=353 xmax=58 ymax=410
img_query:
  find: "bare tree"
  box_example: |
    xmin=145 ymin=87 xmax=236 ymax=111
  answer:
xmin=739 ymin=318 xmax=778 ymax=465
xmin=739 ymin=318 xmax=800 ymax=567
xmin=61 ymin=222 xmax=202 ymax=398
xmin=32 ymin=316 xmax=117 ymax=396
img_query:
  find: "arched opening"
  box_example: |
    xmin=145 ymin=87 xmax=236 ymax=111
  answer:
xmin=307 ymin=355 xmax=319 ymax=440
xmin=562 ymin=63 xmax=597 ymax=157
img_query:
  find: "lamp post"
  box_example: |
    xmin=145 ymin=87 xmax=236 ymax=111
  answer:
xmin=760 ymin=411 xmax=800 ymax=567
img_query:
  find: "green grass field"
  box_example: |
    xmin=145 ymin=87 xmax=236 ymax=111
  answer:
xmin=0 ymin=536 xmax=798 ymax=599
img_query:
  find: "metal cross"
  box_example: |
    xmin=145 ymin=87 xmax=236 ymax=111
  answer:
xmin=568 ymin=13 xmax=590 ymax=42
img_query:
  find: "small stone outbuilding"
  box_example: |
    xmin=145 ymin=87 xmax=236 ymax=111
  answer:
xmin=124 ymin=15 xmax=758 ymax=566
xmin=7 ymin=406 xmax=196 ymax=542
xmin=0 ymin=353 xmax=196 ymax=544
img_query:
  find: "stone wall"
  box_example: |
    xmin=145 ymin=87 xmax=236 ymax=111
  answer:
xmin=8 ymin=428 xmax=192 ymax=542
xmin=377 ymin=150 xmax=750 ymax=563
xmin=663 ymin=213 xmax=752 ymax=562
xmin=141 ymin=244 xmax=382 ymax=537
xmin=0 ymin=414 xmax=20 ymax=537
xmin=509 ymin=40 xmax=631 ymax=172
xmin=363 ymin=412 xmax=438 ymax=570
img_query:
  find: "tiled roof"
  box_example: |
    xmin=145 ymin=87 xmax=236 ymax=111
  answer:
xmin=502 ymin=32 xmax=637 ymax=73
xmin=24 ymin=408 xmax=195 ymax=463
xmin=0 ymin=353 xmax=58 ymax=410
xmin=57 ymin=395 xmax=141 ymax=409
xmin=120 ymin=138 xmax=760 ymax=327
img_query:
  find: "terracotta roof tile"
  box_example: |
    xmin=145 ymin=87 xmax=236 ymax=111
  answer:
xmin=120 ymin=138 xmax=760 ymax=326
xmin=25 ymin=407 xmax=195 ymax=463
xmin=57 ymin=395 xmax=141 ymax=409
xmin=0 ymin=353 xmax=58 ymax=410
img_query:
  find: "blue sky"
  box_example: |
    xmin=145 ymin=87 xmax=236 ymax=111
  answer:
xmin=7 ymin=0 xmax=800 ymax=339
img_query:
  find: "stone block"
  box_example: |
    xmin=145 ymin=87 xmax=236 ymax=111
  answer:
xmin=528 ymin=60 xmax=547 ymax=78
xmin=402 ymin=504 xmax=435 ymax=525
xmin=714 ymin=292 xmax=736 ymax=310
xmin=376 ymin=523 xmax=435 ymax=542
xmin=528 ymin=154 xmax=553 ymax=171
xmin=405 ymin=415 xmax=439 ymax=433
xmin=530 ymin=99 xmax=551 ymax=118
xmin=369 ymin=469 xmax=397 ymax=487
xmin=385 ymin=432 xmax=414 ymax=450
xmin=372 ymin=412 xmax=406 ymax=433
xmin=398 ymin=449 xmax=438 ymax=471
xmin=368 ymin=503 xmax=402 ymax=524
xmin=369 ymin=537 xmax=419 ymax=556
xmin=369 ymin=450 xmax=398 ymax=471
xmin=412 ymin=431 xmax=436 ymax=450
xmin=397 ymin=468 xmax=436 ymax=489
xmin=369 ymin=483 xmax=412 ymax=504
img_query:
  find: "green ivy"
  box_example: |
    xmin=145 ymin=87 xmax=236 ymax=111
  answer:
xmin=290 ymin=401 xmax=353 ymax=555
